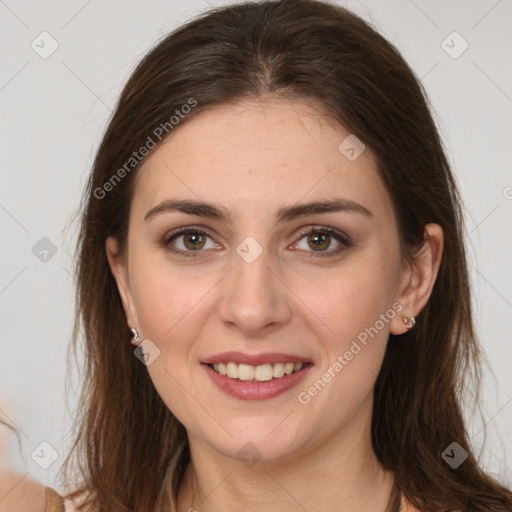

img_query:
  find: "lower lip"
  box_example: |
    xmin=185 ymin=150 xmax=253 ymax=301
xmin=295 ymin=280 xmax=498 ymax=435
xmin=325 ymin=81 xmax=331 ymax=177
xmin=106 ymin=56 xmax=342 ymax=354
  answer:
xmin=202 ymin=363 xmax=313 ymax=400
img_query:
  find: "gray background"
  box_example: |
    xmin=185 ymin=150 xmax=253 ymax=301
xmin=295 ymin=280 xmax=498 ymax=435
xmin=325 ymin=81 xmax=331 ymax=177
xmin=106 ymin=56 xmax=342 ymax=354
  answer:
xmin=1 ymin=0 xmax=511 ymax=494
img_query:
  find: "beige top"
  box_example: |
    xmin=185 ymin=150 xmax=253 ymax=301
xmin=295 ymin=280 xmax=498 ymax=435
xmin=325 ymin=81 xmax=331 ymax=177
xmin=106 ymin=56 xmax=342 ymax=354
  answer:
xmin=44 ymin=485 xmax=422 ymax=511
xmin=45 ymin=487 xmax=76 ymax=512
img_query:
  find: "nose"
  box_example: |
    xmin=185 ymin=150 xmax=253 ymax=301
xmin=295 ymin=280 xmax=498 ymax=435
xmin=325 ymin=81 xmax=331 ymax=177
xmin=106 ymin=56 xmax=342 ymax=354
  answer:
xmin=217 ymin=240 xmax=292 ymax=338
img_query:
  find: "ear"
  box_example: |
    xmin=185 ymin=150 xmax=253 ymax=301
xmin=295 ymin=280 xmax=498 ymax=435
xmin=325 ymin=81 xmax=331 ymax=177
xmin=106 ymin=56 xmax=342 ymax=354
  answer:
xmin=390 ymin=223 xmax=444 ymax=335
xmin=105 ymin=236 xmax=139 ymax=332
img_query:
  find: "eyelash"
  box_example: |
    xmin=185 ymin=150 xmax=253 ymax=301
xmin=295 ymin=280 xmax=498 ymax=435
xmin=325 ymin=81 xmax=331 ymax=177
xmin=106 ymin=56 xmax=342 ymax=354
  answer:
xmin=161 ymin=225 xmax=351 ymax=258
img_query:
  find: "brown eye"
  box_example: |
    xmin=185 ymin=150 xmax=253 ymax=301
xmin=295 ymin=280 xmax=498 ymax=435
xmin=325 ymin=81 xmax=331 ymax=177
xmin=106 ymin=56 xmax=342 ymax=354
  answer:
xmin=293 ymin=227 xmax=350 ymax=257
xmin=164 ymin=229 xmax=219 ymax=255
xmin=182 ymin=232 xmax=206 ymax=250
xmin=307 ymin=232 xmax=331 ymax=251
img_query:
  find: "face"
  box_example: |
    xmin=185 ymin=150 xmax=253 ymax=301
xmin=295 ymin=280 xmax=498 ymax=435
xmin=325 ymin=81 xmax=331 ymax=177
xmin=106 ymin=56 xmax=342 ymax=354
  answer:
xmin=106 ymin=97 xmax=418 ymax=464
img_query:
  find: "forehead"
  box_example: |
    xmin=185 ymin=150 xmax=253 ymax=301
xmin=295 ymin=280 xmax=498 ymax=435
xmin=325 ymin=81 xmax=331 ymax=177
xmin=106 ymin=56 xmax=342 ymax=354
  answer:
xmin=131 ymin=98 xmax=392 ymax=223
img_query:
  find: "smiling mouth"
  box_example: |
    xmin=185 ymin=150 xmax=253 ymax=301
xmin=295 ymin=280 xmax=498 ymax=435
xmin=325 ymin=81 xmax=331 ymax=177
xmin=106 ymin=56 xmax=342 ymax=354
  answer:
xmin=207 ymin=361 xmax=312 ymax=382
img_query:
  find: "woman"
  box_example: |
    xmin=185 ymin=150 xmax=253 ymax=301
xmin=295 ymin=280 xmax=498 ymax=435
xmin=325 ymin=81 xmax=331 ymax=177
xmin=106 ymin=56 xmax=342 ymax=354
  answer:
xmin=3 ymin=0 xmax=511 ymax=510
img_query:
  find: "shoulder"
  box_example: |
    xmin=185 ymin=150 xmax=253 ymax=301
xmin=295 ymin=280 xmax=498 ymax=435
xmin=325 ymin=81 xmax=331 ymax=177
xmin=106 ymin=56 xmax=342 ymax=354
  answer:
xmin=0 ymin=471 xmax=85 ymax=512
xmin=401 ymin=494 xmax=464 ymax=512
xmin=0 ymin=470 xmax=46 ymax=512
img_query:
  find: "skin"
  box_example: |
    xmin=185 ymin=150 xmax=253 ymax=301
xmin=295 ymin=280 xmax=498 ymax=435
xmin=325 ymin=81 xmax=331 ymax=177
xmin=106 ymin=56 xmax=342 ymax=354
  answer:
xmin=106 ymin=97 xmax=443 ymax=512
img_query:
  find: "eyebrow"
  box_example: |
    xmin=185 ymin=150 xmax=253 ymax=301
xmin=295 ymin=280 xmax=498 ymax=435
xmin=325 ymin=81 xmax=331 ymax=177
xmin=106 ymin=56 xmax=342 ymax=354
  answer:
xmin=144 ymin=198 xmax=372 ymax=223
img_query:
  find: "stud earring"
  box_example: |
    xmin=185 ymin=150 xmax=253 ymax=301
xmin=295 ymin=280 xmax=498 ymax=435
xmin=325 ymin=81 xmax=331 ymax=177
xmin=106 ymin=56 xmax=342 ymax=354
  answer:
xmin=402 ymin=316 xmax=416 ymax=330
xmin=130 ymin=327 xmax=141 ymax=345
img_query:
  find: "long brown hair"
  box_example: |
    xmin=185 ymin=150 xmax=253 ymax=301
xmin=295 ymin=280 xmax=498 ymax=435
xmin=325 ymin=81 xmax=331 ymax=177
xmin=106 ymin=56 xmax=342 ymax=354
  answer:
xmin=58 ymin=0 xmax=512 ymax=510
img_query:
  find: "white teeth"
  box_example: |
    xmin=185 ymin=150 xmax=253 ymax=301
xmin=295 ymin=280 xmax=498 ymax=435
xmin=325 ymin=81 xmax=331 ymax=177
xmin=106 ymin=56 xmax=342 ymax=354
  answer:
xmin=238 ymin=364 xmax=254 ymax=381
xmin=210 ymin=361 xmax=307 ymax=381
xmin=226 ymin=362 xmax=238 ymax=378
xmin=272 ymin=363 xmax=285 ymax=378
xmin=254 ymin=363 xmax=273 ymax=381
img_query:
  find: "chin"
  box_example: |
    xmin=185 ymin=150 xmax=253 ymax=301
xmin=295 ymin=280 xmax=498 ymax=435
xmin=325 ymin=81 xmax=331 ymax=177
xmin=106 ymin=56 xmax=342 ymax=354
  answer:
xmin=199 ymin=417 xmax=310 ymax=464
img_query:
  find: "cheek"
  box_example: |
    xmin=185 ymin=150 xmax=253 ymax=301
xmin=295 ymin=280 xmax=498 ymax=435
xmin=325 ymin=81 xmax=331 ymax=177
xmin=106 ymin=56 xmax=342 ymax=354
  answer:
xmin=306 ymin=249 xmax=399 ymax=344
xmin=130 ymin=254 xmax=219 ymax=347
xmin=129 ymin=258 xmax=217 ymax=424
xmin=298 ymin=245 xmax=401 ymax=397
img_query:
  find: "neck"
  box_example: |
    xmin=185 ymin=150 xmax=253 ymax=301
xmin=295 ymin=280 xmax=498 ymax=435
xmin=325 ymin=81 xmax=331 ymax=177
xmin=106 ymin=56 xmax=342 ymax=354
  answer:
xmin=176 ymin=399 xmax=395 ymax=512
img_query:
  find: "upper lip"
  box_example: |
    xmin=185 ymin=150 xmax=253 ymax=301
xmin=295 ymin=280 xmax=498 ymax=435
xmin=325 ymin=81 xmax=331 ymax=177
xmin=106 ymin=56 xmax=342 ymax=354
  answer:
xmin=202 ymin=351 xmax=312 ymax=366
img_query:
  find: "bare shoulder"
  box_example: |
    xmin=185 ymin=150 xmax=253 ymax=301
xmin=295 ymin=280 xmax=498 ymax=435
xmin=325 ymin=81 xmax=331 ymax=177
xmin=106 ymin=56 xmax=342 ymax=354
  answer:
xmin=0 ymin=470 xmax=46 ymax=512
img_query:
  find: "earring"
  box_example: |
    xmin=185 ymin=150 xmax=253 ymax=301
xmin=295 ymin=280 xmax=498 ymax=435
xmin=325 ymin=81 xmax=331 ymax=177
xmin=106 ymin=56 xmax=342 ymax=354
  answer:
xmin=402 ymin=316 xmax=416 ymax=330
xmin=130 ymin=327 xmax=141 ymax=345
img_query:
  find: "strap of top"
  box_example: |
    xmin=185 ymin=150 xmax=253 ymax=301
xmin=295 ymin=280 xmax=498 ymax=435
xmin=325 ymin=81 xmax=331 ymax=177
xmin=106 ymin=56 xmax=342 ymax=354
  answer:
xmin=45 ymin=486 xmax=65 ymax=512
